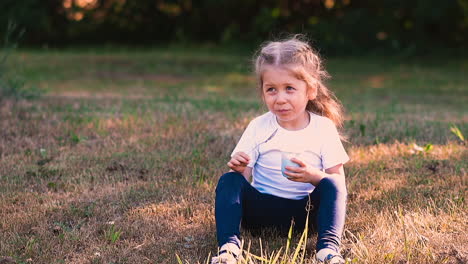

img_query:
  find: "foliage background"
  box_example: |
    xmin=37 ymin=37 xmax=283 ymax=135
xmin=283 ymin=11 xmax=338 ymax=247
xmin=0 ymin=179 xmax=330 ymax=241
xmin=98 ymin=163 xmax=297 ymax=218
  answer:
xmin=1 ymin=0 xmax=467 ymax=54
xmin=0 ymin=1 xmax=467 ymax=263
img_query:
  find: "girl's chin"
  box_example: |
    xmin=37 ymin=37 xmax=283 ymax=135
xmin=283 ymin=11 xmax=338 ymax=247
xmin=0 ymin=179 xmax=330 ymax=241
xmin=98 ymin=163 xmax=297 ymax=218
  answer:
xmin=276 ymin=115 xmax=295 ymax=123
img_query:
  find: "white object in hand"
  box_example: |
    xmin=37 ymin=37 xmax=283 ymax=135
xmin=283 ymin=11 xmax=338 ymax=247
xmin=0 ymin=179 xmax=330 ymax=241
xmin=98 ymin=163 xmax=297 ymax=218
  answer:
xmin=281 ymin=151 xmax=300 ymax=177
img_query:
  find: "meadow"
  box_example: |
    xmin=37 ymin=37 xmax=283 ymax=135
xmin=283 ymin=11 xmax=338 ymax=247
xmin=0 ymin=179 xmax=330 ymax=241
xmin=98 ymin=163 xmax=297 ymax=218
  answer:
xmin=0 ymin=47 xmax=466 ymax=263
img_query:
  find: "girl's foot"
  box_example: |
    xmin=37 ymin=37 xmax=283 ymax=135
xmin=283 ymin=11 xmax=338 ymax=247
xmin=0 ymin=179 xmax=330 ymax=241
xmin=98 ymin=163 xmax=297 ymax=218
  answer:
xmin=316 ymin=248 xmax=345 ymax=264
xmin=211 ymin=243 xmax=241 ymax=264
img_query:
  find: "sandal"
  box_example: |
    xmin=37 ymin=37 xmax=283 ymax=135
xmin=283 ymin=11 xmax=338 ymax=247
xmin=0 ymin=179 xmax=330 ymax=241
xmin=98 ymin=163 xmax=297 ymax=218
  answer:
xmin=322 ymin=253 xmax=345 ymax=264
xmin=211 ymin=250 xmax=239 ymax=264
xmin=211 ymin=243 xmax=242 ymax=264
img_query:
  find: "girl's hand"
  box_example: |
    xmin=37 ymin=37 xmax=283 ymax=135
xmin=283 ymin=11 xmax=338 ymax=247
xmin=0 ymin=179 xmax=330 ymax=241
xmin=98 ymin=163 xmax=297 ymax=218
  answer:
xmin=227 ymin=152 xmax=250 ymax=174
xmin=284 ymin=157 xmax=326 ymax=186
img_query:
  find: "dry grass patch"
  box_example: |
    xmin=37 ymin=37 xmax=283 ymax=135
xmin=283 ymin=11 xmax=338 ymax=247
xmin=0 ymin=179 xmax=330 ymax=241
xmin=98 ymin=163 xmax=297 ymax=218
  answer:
xmin=1 ymin=51 xmax=467 ymax=263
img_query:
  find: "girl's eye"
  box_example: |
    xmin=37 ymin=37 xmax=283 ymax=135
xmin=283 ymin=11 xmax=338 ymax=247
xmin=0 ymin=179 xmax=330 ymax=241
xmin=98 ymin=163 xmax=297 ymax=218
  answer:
xmin=266 ymin=87 xmax=275 ymax=92
xmin=286 ymin=86 xmax=295 ymax=91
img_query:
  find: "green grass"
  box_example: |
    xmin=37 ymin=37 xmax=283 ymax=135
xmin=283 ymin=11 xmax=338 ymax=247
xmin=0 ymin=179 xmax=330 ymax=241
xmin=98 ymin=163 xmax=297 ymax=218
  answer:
xmin=0 ymin=47 xmax=466 ymax=263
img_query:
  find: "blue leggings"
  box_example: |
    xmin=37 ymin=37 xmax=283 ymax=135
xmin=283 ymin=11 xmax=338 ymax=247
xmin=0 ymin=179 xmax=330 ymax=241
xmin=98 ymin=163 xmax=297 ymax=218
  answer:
xmin=215 ymin=172 xmax=347 ymax=252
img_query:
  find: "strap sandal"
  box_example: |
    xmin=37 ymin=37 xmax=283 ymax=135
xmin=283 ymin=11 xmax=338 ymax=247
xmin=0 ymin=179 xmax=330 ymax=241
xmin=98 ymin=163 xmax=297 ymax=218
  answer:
xmin=211 ymin=249 xmax=239 ymax=264
xmin=323 ymin=253 xmax=345 ymax=264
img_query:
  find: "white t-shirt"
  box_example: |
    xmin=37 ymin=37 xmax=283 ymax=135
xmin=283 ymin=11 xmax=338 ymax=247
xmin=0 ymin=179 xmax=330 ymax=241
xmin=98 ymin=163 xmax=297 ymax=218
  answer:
xmin=231 ymin=111 xmax=349 ymax=200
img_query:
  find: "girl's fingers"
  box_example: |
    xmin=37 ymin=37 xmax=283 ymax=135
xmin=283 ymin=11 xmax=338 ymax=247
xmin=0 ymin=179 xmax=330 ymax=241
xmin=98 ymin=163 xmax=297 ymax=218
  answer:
xmin=290 ymin=158 xmax=306 ymax=167
xmin=227 ymin=161 xmax=246 ymax=171
xmin=285 ymin=166 xmax=303 ymax=173
xmin=284 ymin=170 xmax=299 ymax=179
xmin=238 ymin=152 xmax=251 ymax=161
xmin=229 ymin=158 xmax=248 ymax=169
xmin=236 ymin=156 xmax=249 ymax=164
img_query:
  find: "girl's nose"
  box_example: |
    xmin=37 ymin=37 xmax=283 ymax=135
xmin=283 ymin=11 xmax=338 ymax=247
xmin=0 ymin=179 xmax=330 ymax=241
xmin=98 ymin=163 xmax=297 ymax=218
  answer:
xmin=276 ymin=92 xmax=287 ymax=103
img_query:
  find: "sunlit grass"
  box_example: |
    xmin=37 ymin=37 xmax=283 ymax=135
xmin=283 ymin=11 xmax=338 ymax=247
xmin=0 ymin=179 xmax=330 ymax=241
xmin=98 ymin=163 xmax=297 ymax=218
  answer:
xmin=0 ymin=48 xmax=466 ymax=263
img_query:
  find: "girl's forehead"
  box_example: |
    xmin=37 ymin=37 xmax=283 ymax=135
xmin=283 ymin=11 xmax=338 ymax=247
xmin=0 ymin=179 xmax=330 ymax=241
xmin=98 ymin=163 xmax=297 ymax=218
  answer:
xmin=262 ymin=64 xmax=297 ymax=73
xmin=261 ymin=65 xmax=304 ymax=82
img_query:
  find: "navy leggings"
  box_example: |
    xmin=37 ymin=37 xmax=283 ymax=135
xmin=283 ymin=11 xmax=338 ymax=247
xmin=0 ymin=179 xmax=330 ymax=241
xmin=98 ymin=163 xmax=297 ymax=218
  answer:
xmin=215 ymin=172 xmax=347 ymax=252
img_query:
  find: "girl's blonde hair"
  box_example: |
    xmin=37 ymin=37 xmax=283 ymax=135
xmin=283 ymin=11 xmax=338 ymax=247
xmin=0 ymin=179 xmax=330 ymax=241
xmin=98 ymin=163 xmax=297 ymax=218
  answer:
xmin=254 ymin=35 xmax=345 ymax=129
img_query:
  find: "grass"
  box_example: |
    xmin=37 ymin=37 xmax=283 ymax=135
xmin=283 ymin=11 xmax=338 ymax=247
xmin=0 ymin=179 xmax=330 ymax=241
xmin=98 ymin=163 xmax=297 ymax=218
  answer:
xmin=0 ymin=47 xmax=467 ymax=263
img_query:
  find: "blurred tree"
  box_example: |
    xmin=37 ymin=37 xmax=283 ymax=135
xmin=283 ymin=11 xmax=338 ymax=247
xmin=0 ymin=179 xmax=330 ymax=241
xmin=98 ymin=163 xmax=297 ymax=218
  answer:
xmin=0 ymin=0 xmax=65 ymax=45
xmin=0 ymin=0 xmax=465 ymax=53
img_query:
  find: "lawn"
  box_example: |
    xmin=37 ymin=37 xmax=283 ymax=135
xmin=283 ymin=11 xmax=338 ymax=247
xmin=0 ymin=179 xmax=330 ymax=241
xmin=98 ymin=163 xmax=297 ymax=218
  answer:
xmin=0 ymin=47 xmax=466 ymax=263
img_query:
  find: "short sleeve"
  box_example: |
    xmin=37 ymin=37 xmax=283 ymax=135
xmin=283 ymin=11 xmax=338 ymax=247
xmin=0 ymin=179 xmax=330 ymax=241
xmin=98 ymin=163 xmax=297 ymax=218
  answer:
xmin=231 ymin=121 xmax=259 ymax=168
xmin=320 ymin=119 xmax=349 ymax=169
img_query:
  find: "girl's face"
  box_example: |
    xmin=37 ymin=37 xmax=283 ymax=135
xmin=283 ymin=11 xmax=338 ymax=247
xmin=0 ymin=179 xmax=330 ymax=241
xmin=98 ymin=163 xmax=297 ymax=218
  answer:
xmin=262 ymin=66 xmax=316 ymax=130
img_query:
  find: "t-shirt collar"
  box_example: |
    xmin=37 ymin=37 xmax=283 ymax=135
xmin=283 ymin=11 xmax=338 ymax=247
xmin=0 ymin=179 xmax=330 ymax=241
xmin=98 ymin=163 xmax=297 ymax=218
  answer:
xmin=271 ymin=111 xmax=312 ymax=132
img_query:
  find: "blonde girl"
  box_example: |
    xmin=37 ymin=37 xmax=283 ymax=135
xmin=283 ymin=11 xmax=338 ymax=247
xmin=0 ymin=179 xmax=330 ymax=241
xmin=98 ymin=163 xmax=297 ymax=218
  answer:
xmin=212 ymin=35 xmax=349 ymax=264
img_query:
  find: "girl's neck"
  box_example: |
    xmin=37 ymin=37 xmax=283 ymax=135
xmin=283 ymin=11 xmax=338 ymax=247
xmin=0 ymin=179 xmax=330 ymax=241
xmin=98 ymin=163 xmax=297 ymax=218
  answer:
xmin=276 ymin=111 xmax=310 ymax=131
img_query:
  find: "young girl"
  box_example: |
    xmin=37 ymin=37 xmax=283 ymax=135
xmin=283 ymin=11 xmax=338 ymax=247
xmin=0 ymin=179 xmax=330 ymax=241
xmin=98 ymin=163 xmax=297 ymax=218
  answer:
xmin=212 ymin=36 xmax=349 ymax=264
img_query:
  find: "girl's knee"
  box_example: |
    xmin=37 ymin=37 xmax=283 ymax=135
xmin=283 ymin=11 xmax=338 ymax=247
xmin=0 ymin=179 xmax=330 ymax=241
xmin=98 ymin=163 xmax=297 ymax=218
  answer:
xmin=216 ymin=172 xmax=245 ymax=193
xmin=320 ymin=176 xmax=347 ymax=195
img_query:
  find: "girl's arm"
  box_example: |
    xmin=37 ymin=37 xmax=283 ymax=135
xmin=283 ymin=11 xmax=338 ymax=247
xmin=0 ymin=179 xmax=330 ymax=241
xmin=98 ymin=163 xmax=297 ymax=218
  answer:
xmin=324 ymin=163 xmax=345 ymax=178
xmin=242 ymin=167 xmax=253 ymax=182
xmin=228 ymin=151 xmax=253 ymax=182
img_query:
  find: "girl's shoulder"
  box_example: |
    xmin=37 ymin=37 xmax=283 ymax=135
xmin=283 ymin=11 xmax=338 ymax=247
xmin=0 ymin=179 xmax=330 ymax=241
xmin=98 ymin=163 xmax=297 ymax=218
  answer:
xmin=248 ymin=111 xmax=276 ymax=127
xmin=310 ymin=112 xmax=333 ymax=124
xmin=244 ymin=112 xmax=277 ymax=140
xmin=309 ymin=112 xmax=337 ymax=131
